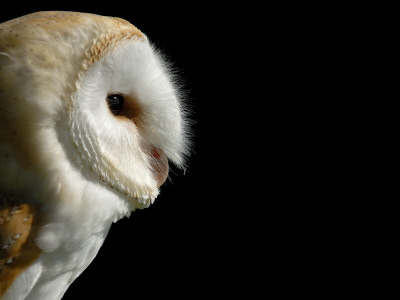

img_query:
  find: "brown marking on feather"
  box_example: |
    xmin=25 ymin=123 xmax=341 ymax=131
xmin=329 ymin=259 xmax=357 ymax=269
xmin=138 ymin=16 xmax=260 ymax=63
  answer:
xmin=0 ymin=202 xmax=41 ymax=297
xmin=116 ymin=94 xmax=146 ymax=128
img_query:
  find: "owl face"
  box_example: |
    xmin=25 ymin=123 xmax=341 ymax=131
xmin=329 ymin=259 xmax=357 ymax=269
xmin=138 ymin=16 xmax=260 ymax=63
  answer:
xmin=0 ymin=11 xmax=190 ymax=209
xmin=70 ymin=26 xmax=181 ymax=206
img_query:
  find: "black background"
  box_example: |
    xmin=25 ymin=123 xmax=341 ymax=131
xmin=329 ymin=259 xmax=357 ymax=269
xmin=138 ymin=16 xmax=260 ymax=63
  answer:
xmin=1 ymin=3 xmax=266 ymax=298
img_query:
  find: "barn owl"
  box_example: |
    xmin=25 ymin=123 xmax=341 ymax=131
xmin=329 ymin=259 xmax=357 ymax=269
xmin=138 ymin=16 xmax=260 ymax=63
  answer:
xmin=0 ymin=11 xmax=190 ymax=299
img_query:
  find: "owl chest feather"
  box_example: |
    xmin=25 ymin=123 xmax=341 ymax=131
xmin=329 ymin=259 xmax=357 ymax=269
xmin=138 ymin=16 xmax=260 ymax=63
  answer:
xmin=0 ymin=193 xmax=116 ymax=299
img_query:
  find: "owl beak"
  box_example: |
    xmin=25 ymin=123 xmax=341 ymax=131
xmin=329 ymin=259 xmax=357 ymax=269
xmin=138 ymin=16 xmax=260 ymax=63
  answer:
xmin=150 ymin=148 xmax=169 ymax=188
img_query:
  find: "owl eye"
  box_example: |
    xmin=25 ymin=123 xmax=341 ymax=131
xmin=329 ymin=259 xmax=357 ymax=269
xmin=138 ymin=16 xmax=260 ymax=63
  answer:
xmin=106 ymin=94 xmax=125 ymax=116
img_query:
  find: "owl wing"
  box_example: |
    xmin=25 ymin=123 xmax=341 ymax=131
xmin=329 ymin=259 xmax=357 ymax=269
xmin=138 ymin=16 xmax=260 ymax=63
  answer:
xmin=0 ymin=201 xmax=42 ymax=298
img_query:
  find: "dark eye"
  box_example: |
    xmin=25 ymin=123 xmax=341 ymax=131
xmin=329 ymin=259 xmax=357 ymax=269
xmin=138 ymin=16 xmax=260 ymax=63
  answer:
xmin=106 ymin=94 xmax=125 ymax=116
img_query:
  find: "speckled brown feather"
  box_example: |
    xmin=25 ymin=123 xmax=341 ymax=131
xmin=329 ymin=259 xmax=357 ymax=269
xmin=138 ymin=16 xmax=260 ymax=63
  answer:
xmin=0 ymin=200 xmax=41 ymax=297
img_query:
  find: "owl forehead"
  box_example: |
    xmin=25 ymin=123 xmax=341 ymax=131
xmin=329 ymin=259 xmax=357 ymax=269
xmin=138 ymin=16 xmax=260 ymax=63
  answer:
xmin=0 ymin=11 xmax=144 ymax=68
xmin=0 ymin=11 xmax=143 ymax=37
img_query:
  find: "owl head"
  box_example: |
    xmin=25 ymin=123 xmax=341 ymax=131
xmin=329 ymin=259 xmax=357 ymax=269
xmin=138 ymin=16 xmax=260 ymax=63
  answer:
xmin=0 ymin=11 xmax=191 ymax=211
